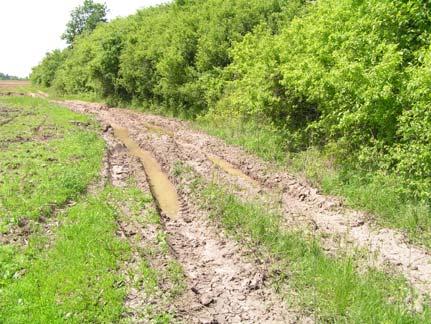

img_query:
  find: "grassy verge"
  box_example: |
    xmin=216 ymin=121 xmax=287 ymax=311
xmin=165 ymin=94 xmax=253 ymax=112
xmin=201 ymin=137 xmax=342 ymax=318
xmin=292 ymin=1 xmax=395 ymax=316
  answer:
xmin=0 ymin=96 xmax=104 ymax=230
xmin=0 ymin=191 xmax=130 ymax=323
xmin=0 ymin=95 xmax=122 ymax=322
xmin=196 ymin=119 xmax=431 ymax=248
xmin=0 ymin=180 xmax=183 ymax=323
xmin=33 ymin=86 xmax=101 ymax=103
xmin=175 ymin=163 xmax=430 ymax=322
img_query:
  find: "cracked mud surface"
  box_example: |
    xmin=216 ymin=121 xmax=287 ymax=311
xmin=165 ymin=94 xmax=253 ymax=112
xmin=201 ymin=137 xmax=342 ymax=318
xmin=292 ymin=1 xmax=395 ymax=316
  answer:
xmin=67 ymin=102 xmax=300 ymax=323
xmin=58 ymin=100 xmax=431 ymax=319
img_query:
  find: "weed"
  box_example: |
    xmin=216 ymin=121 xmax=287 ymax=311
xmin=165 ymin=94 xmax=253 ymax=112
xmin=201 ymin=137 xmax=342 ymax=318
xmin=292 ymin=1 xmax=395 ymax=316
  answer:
xmin=185 ymin=169 xmax=430 ymax=322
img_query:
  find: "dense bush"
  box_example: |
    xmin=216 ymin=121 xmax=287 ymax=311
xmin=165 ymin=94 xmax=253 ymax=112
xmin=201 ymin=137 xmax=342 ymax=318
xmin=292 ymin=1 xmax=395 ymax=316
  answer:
xmin=32 ymin=0 xmax=431 ymax=200
xmin=31 ymin=50 xmax=68 ymax=87
xmin=394 ymin=46 xmax=431 ymax=199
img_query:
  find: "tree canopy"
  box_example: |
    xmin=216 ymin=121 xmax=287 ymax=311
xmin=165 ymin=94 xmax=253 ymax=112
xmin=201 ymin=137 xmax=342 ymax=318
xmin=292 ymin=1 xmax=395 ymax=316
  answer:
xmin=0 ymin=72 xmax=22 ymax=80
xmin=32 ymin=0 xmax=431 ymax=201
xmin=62 ymin=0 xmax=108 ymax=45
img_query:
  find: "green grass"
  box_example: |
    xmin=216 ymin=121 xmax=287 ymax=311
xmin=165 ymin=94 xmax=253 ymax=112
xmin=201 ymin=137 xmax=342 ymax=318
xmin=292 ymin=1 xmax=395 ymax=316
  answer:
xmin=0 ymin=96 xmax=104 ymax=230
xmin=197 ymin=118 xmax=288 ymax=162
xmin=36 ymin=86 xmax=101 ymax=103
xmin=185 ymin=172 xmax=430 ymax=322
xmin=0 ymin=180 xmax=183 ymax=323
xmin=0 ymin=191 xmax=130 ymax=323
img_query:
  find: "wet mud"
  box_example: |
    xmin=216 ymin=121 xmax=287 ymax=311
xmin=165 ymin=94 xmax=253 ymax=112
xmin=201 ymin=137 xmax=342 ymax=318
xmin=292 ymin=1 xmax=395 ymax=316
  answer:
xmin=113 ymin=125 xmax=180 ymax=219
xmin=58 ymin=99 xmax=431 ymax=318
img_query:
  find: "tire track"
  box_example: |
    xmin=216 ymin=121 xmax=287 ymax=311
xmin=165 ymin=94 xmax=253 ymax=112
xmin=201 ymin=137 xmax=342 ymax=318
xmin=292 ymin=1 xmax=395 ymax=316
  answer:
xmin=62 ymin=100 xmax=301 ymax=323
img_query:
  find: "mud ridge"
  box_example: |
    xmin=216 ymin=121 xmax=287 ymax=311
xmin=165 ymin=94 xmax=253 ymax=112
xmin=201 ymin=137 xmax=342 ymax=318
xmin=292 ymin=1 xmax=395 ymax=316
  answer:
xmin=58 ymin=99 xmax=431 ymax=311
xmin=59 ymin=101 xmax=304 ymax=323
xmin=109 ymin=106 xmax=431 ymax=300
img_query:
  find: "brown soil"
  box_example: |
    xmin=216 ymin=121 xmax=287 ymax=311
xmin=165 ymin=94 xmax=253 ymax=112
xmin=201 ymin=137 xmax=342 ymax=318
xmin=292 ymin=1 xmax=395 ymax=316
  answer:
xmin=0 ymin=80 xmax=30 ymax=94
xmin=57 ymin=102 xmax=307 ymax=322
xmin=57 ymin=99 xmax=431 ymax=318
xmin=0 ymin=80 xmax=30 ymax=88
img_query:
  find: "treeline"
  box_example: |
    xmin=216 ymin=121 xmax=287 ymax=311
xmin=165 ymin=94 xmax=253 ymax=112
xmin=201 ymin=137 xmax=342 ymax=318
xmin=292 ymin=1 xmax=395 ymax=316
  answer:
xmin=32 ymin=0 xmax=431 ymax=201
xmin=0 ymin=73 xmax=23 ymax=80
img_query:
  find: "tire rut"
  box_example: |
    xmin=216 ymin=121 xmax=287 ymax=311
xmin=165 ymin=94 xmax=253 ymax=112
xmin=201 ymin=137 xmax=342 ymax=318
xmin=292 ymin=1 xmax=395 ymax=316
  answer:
xmin=104 ymin=107 xmax=431 ymax=300
xmin=62 ymin=101 xmax=301 ymax=323
xmin=58 ymin=99 xmax=431 ymax=314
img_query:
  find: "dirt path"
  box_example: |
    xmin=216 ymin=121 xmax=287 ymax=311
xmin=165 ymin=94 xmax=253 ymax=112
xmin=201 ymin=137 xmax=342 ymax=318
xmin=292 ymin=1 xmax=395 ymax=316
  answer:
xmin=58 ymin=100 xmax=431 ymax=316
xmin=59 ymin=101 xmax=305 ymax=323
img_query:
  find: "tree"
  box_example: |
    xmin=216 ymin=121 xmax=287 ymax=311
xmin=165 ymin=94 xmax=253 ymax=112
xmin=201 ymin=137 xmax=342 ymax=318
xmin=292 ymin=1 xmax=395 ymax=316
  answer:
xmin=0 ymin=72 xmax=21 ymax=80
xmin=31 ymin=49 xmax=67 ymax=87
xmin=62 ymin=0 xmax=108 ymax=45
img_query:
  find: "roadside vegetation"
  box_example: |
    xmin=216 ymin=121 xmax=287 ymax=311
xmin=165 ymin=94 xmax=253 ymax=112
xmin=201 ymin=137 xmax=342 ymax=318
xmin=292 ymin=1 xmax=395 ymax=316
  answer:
xmin=31 ymin=0 xmax=431 ymax=247
xmin=0 ymin=96 xmax=103 ymax=230
xmin=0 ymin=96 xmax=183 ymax=322
xmin=174 ymin=162 xmax=431 ymax=322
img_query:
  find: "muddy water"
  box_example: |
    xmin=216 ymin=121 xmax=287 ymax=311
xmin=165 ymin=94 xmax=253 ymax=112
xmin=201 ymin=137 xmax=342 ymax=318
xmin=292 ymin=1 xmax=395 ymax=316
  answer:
xmin=143 ymin=122 xmax=174 ymax=137
xmin=113 ymin=125 xmax=180 ymax=218
xmin=207 ymin=154 xmax=258 ymax=186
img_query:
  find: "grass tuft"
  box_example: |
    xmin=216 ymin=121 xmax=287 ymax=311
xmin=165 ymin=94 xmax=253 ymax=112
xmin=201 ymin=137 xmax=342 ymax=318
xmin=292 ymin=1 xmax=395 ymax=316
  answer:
xmin=0 ymin=192 xmax=129 ymax=323
xmin=195 ymin=177 xmax=430 ymax=322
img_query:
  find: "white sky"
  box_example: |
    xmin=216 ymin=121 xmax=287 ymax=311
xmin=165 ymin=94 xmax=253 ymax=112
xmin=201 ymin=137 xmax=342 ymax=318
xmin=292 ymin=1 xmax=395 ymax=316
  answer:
xmin=0 ymin=0 xmax=169 ymax=78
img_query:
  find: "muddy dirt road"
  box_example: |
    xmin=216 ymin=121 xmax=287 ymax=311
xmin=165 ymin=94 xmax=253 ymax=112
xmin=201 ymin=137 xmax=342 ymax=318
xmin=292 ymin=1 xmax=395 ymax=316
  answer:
xmin=58 ymin=100 xmax=431 ymax=321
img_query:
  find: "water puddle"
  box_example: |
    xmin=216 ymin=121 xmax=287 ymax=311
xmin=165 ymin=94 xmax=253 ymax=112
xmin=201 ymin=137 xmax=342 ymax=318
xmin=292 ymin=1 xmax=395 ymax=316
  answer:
xmin=207 ymin=154 xmax=258 ymax=186
xmin=113 ymin=125 xmax=180 ymax=219
xmin=143 ymin=123 xmax=174 ymax=137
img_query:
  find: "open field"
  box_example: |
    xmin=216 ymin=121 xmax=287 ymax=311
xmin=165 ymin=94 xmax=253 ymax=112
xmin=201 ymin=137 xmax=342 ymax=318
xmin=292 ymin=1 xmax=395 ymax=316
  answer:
xmin=1 ymin=93 xmax=431 ymax=321
xmin=0 ymin=80 xmax=32 ymax=96
xmin=0 ymin=80 xmax=31 ymax=91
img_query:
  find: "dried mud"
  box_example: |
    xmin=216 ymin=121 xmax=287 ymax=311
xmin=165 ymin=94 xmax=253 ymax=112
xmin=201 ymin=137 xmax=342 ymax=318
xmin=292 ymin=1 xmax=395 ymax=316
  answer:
xmin=58 ymin=99 xmax=431 ymax=318
xmin=59 ymin=104 xmax=304 ymax=323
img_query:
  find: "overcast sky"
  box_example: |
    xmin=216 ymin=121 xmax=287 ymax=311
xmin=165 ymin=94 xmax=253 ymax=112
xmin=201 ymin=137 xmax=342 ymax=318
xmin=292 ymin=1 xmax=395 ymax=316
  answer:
xmin=0 ymin=0 xmax=168 ymax=78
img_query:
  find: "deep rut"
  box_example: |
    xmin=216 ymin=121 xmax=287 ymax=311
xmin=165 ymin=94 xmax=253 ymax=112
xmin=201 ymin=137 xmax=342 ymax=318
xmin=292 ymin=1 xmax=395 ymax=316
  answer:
xmin=61 ymin=101 xmax=302 ymax=323
xmin=58 ymin=100 xmax=431 ymax=318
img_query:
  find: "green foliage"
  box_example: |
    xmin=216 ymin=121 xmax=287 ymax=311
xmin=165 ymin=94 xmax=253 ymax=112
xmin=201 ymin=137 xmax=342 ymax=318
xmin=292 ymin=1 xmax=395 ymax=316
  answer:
xmin=32 ymin=0 xmax=431 ymax=203
xmin=0 ymin=73 xmax=22 ymax=80
xmin=62 ymin=0 xmax=108 ymax=45
xmin=36 ymin=0 xmax=296 ymax=111
xmin=31 ymin=49 xmax=67 ymax=87
xmin=393 ymin=45 xmax=431 ymax=200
